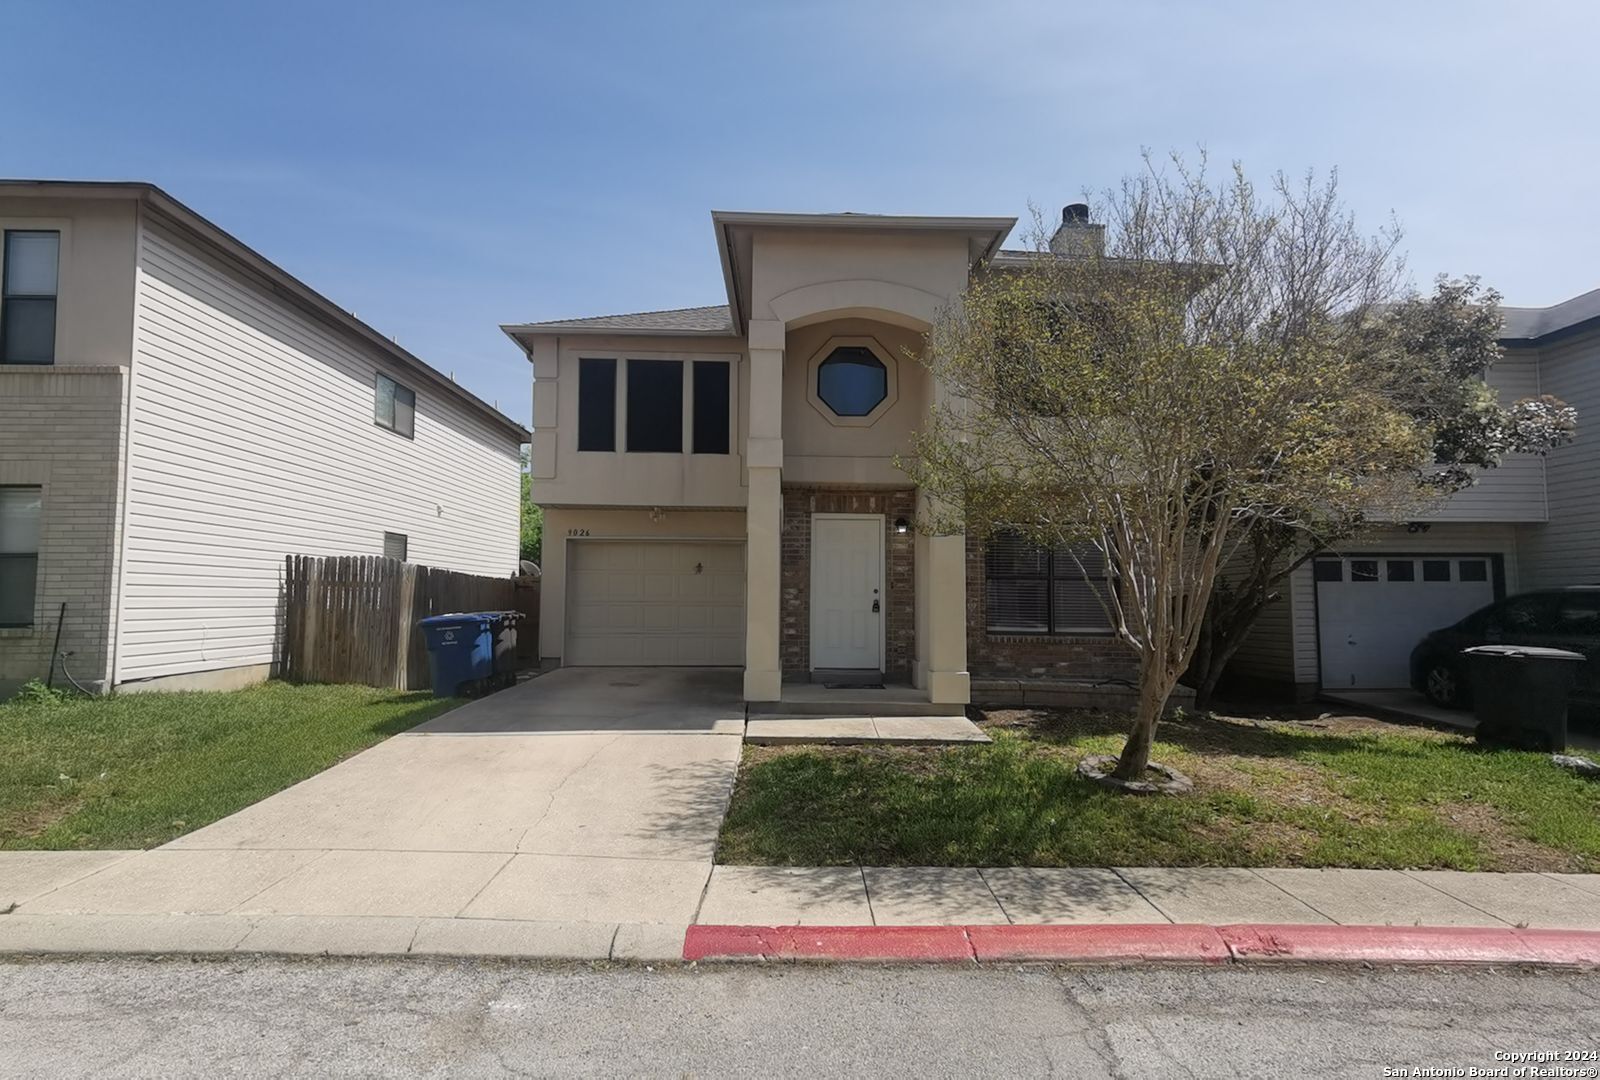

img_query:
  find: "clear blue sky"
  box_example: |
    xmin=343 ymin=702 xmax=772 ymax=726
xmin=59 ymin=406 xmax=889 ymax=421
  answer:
xmin=6 ymin=0 xmax=1597 ymax=425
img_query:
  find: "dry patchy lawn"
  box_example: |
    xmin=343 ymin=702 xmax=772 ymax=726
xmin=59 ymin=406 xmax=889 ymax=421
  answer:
xmin=717 ymin=704 xmax=1600 ymax=871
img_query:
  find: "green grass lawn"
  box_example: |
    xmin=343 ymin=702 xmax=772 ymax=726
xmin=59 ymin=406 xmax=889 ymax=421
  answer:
xmin=717 ymin=708 xmax=1600 ymax=871
xmin=0 ymin=681 xmax=458 ymax=851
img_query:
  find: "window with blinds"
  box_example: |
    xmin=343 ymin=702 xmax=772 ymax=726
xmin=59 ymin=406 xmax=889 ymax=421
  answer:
xmin=984 ymin=530 xmax=1113 ymax=634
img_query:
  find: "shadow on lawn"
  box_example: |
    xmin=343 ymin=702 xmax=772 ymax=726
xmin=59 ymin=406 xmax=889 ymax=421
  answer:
xmin=346 ymin=690 xmax=459 ymax=739
xmin=986 ymin=706 xmax=1450 ymax=764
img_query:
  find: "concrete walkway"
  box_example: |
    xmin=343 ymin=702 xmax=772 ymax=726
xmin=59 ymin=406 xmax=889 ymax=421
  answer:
xmin=695 ymin=865 xmax=1600 ymax=930
xmin=5 ymin=858 xmax=1597 ymax=961
xmin=2 ymin=668 xmax=746 ymax=960
xmin=744 ymin=715 xmax=990 ymax=745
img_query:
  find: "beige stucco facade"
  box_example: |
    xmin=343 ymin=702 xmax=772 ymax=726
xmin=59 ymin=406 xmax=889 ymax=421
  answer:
xmin=509 ymin=212 xmax=1012 ymax=706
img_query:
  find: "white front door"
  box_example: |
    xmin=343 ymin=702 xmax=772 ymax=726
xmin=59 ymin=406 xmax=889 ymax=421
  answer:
xmin=1316 ymin=555 xmax=1497 ymax=689
xmin=810 ymin=515 xmax=883 ymax=671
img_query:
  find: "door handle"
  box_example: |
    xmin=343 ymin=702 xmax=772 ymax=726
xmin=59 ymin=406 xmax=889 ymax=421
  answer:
xmin=871 ymin=599 xmax=880 ymax=613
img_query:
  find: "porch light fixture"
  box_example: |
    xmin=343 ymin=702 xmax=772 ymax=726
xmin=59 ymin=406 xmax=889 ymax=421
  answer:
xmin=894 ymin=517 xmax=910 ymax=535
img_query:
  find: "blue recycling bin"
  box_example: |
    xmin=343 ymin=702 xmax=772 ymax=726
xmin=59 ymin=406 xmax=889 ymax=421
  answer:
xmin=418 ymin=613 xmax=496 ymax=697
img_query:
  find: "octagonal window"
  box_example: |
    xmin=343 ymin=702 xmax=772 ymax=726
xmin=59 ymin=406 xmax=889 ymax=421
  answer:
xmin=816 ymin=346 xmax=888 ymax=417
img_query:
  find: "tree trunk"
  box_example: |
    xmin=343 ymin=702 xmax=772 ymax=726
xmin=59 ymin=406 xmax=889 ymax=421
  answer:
xmin=1189 ymin=618 xmax=1217 ymax=710
xmin=1193 ymin=625 xmax=1256 ymax=710
xmin=1193 ymin=657 xmax=1225 ymax=712
xmin=1113 ymin=670 xmax=1172 ymax=780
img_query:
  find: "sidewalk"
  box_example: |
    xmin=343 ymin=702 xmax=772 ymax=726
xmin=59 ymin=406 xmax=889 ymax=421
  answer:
xmin=3 ymin=852 xmax=1597 ymax=965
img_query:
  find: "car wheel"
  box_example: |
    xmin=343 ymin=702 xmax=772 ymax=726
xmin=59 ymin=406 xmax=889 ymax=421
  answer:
xmin=1424 ymin=663 xmax=1466 ymax=709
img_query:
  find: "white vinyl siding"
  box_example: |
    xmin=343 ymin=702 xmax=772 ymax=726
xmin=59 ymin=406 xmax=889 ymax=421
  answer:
xmin=1229 ymin=355 xmax=1552 ymax=689
xmin=115 ymin=219 xmax=520 ymax=684
xmin=1416 ymin=355 xmax=1548 ymax=523
xmin=1516 ymin=332 xmax=1600 ymax=588
xmin=1225 ymin=552 xmax=1298 ymax=683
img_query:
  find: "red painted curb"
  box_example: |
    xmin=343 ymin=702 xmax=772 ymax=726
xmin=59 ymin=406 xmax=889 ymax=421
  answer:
xmin=1508 ymin=929 xmax=1600 ymax=967
xmin=684 ymin=925 xmax=974 ymax=962
xmin=1220 ymin=924 xmax=1531 ymax=965
xmin=968 ymin=923 xmax=1229 ymax=964
xmin=683 ymin=923 xmax=1600 ymax=967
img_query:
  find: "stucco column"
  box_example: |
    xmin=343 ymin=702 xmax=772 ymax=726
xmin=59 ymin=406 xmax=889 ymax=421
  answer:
xmin=917 ymin=343 xmax=971 ymax=706
xmin=917 ymin=490 xmax=971 ymax=705
xmin=743 ymin=318 xmax=785 ymax=701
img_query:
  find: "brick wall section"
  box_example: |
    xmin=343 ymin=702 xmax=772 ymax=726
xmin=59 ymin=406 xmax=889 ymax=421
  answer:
xmin=780 ymin=486 xmax=916 ymax=682
xmin=0 ymin=367 xmax=127 ymax=694
xmin=965 ymin=532 xmax=1139 ymax=681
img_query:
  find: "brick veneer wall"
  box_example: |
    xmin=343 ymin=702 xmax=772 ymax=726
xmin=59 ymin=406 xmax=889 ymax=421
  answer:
xmin=965 ymin=532 xmax=1139 ymax=681
xmin=0 ymin=367 xmax=127 ymax=695
xmin=780 ymin=486 xmax=916 ymax=682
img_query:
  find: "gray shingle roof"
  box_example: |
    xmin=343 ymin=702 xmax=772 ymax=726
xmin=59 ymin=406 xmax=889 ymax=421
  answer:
xmin=510 ymin=304 xmax=734 ymax=334
xmin=1499 ymin=287 xmax=1600 ymax=345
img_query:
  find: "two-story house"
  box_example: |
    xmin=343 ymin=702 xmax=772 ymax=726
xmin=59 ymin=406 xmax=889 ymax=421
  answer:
xmin=504 ymin=208 xmax=1137 ymax=711
xmin=0 ymin=180 xmax=526 ymax=697
xmin=506 ymin=205 xmax=1598 ymax=712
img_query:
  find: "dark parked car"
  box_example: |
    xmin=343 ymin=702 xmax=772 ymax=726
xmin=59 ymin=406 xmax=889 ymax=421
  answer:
xmin=1409 ymin=586 xmax=1600 ymax=711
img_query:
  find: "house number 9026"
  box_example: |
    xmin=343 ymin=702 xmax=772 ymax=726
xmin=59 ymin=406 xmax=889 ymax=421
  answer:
xmin=568 ymin=528 xmax=591 ymax=537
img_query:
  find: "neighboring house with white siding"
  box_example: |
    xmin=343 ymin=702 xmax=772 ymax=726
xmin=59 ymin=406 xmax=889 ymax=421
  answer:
xmin=1228 ymin=286 xmax=1600 ymax=700
xmin=0 ymin=180 xmax=526 ymax=696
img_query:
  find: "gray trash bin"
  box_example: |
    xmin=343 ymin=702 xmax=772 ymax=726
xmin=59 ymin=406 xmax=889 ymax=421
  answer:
xmin=1462 ymin=644 xmax=1586 ymax=751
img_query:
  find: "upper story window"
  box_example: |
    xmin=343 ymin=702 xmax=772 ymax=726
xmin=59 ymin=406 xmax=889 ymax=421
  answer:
xmin=577 ymin=358 xmax=617 ymax=451
xmin=817 ymin=345 xmax=887 ymax=417
xmin=692 ymin=360 xmax=730 ymax=455
xmin=0 ymin=230 xmax=60 ymax=366
xmin=374 ymin=372 xmax=415 ymax=438
xmin=626 ymin=359 xmax=683 ymax=452
xmin=0 ymin=486 xmax=42 ymax=627
xmin=576 ymin=356 xmax=730 ymax=455
xmin=984 ymin=530 xmax=1113 ymax=635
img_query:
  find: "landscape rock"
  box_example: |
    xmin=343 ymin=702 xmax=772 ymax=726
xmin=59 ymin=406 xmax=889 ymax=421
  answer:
xmin=1551 ymin=754 xmax=1600 ymax=779
xmin=1076 ymin=754 xmax=1194 ymax=795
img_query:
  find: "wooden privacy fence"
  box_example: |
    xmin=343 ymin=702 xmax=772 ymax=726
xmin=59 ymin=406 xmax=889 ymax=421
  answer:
xmin=281 ymin=554 xmax=535 ymax=690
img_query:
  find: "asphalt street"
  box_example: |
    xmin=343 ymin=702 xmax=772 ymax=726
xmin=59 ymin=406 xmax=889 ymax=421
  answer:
xmin=2 ymin=957 xmax=1596 ymax=1078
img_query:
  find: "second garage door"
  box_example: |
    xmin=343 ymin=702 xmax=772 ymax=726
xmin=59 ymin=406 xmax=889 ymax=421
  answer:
xmin=566 ymin=541 xmax=745 ymax=666
xmin=1316 ymin=554 xmax=1498 ymax=690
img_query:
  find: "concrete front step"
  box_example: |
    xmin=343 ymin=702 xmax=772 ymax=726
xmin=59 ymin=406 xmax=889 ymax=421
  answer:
xmin=971 ymin=679 xmax=1197 ymax=711
xmin=744 ymin=716 xmax=991 ymax=746
xmin=749 ymin=700 xmax=966 ymax=718
xmin=751 ymin=685 xmax=964 ymax=718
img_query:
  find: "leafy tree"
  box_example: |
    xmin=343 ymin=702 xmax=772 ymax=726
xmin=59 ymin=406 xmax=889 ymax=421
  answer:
xmin=911 ymin=153 xmax=1483 ymax=782
xmin=519 ymin=446 xmax=543 ymax=565
xmin=1188 ymin=277 xmax=1576 ymax=707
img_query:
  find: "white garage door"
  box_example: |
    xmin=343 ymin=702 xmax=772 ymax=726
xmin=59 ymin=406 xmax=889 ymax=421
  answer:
xmin=1316 ymin=555 xmax=1497 ymax=690
xmin=566 ymin=541 xmax=745 ymax=666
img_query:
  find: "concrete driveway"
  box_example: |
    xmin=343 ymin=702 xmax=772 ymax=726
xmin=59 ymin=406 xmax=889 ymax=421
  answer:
xmin=10 ymin=669 xmax=746 ymax=944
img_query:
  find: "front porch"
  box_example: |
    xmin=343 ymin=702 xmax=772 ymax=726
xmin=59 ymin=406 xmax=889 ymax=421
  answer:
xmin=739 ymin=310 xmax=971 ymax=707
xmin=748 ymin=681 xmax=965 ymax=717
